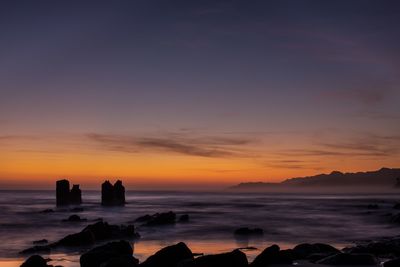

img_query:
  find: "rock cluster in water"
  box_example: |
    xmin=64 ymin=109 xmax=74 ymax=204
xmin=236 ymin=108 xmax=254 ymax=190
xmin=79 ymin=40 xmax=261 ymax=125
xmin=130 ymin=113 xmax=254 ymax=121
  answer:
xmin=102 ymin=180 xmax=126 ymax=206
xmin=56 ymin=179 xmax=82 ymax=206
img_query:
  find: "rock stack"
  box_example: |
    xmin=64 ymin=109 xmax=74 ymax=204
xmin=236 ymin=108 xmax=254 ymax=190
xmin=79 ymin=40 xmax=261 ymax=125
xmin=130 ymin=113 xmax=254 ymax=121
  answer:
xmin=56 ymin=179 xmax=82 ymax=206
xmin=101 ymin=180 xmax=126 ymax=206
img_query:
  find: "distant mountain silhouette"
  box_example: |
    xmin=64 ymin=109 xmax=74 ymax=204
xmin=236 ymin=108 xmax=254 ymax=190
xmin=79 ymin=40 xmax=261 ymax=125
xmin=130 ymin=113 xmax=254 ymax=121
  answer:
xmin=231 ymin=168 xmax=400 ymax=190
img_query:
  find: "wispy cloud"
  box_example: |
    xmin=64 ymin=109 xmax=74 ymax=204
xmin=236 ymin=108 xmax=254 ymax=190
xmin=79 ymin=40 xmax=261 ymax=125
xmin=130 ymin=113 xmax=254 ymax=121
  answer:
xmin=87 ymin=132 xmax=255 ymax=158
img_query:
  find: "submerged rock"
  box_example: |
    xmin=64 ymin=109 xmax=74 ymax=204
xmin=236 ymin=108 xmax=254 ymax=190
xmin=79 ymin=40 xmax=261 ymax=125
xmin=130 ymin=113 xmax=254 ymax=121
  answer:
xmin=182 ymin=249 xmax=248 ymax=267
xmin=32 ymin=239 xmax=48 ymax=245
xmin=179 ymin=214 xmax=190 ymax=222
xmin=20 ymin=255 xmax=50 ymax=267
xmin=80 ymin=240 xmax=138 ymax=267
xmin=234 ymin=227 xmax=263 ymax=236
xmin=250 ymin=244 xmax=293 ymax=266
xmin=292 ymin=243 xmax=340 ymax=259
xmin=140 ymin=242 xmax=193 ymax=267
xmin=316 ymin=253 xmax=378 ymax=266
xmin=62 ymin=214 xmax=87 ymax=222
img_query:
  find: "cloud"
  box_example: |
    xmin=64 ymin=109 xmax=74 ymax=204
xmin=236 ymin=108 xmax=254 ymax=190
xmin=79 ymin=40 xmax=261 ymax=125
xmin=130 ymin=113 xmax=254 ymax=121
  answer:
xmin=87 ymin=133 xmax=254 ymax=158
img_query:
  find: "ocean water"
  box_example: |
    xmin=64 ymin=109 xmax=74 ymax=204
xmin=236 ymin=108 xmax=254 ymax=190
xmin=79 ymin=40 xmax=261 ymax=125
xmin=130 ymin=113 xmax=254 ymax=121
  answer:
xmin=0 ymin=190 xmax=400 ymax=267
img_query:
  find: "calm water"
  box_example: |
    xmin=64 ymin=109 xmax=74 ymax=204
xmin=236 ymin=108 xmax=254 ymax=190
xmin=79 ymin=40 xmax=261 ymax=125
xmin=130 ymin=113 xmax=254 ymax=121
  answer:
xmin=0 ymin=190 xmax=399 ymax=266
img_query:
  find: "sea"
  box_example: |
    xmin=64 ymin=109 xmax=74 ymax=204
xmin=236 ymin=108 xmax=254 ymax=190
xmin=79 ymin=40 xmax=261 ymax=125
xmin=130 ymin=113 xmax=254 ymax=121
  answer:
xmin=0 ymin=190 xmax=400 ymax=267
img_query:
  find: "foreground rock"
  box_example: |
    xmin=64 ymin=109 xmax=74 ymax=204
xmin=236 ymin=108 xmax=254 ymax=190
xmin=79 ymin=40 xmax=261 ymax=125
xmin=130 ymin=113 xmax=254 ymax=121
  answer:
xmin=234 ymin=227 xmax=263 ymax=236
xmin=384 ymin=258 xmax=400 ymax=267
xmin=20 ymin=255 xmax=51 ymax=267
xmin=20 ymin=221 xmax=139 ymax=254
xmin=316 ymin=253 xmax=378 ymax=266
xmin=345 ymin=237 xmax=400 ymax=258
xmin=80 ymin=240 xmax=138 ymax=267
xmin=182 ymin=249 xmax=248 ymax=267
xmin=292 ymin=243 xmax=340 ymax=260
xmin=140 ymin=242 xmax=193 ymax=267
xmin=250 ymin=244 xmax=293 ymax=266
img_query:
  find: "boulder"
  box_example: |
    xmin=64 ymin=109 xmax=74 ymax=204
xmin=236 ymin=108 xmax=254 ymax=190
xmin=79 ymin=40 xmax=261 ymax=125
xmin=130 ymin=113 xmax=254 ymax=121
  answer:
xmin=143 ymin=212 xmax=176 ymax=226
xmin=384 ymin=258 xmax=400 ymax=267
xmin=140 ymin=242 xmax=193 ymax=267
xmin=292 ymin=243 xmax=340 ymax=259
xmin=234 ymin=228 xmax=263 ymax=236
xmin=80 ymin=240 xmax=138 ymax=267
xmin=57 ymin=229 xmax=95 ymax=247
xmin=182 ymin=249 xmax=248 ymax=267
xmin=316 ymin=253 xmax=378 ymax=266
xmin=250 ymin=245 xmax=293 ymax=266
xmin=20 ymin=255 xmax=50 ymax=267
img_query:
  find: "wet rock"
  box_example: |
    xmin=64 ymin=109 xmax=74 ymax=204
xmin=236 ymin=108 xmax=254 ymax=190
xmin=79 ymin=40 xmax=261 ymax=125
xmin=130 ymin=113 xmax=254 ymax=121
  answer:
xmin=316 ymin=253 xmax=378 ymax=266
xmin=62 ymin=214 xmax=87 ymax=222
xmin=179 ymin=214 xmax=190 ymax=222
xmin=384 ymin=258 xmax=400 ymax=267
xmin=102 ymin=180 xmax=126 ymax=206
xmin=292 ymin=243 xmax=340 ymax=259
xmin=234 ymin=227 xmax=263 ymax=236
xmin=56 ymin=179 xmax=70 ymax=206
xmin=70 ymin=185 xmax=82 ymax=205
xmin=143 ymin=211 xmax=176 ymax=226
xmin=80 ymin=240 xmax=138 ymax=267
xmin=250 ymin=244 xmax=293 ymax=266
xmin=182 ymin=249 xmax=248 ymax=267
xmin=32 ymin=239 xmax=48 ymax=245
xmin=140 ymin=242 xmax=193 ymax=267
xmin=20 ymin=255 xmax=50 ymax=267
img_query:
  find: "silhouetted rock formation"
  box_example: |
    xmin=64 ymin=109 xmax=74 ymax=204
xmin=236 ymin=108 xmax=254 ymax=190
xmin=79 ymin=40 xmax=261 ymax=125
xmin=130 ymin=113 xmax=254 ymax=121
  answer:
xmin=292 ymin=243 xmax=340 ymax=260
xmin=20 ymin=255 xmax=51 ymax=267
xmin=101 ymin=180 xmax=126 ymax=206
xmin=80 ymin=240 xmax=138 ymax=267
xmin=140 ymin=242 xmax=193 ymax=267
xmin=56 ymin=179 xmax=82 ymax=206
xmin=250 ymin=244 xmax=293 ymax=266
xmin=19 ymin=221 xmax=140 ymax=254
xmin=134 ymin=211 xmax=189 ymax=226
xmin=182 ymin=249 xmax=248 ymax=267
xmin=70 ymin=184 xmax=82 ymax=205
xmin=384 ymin=258 xmax=400 ymax=267
xmin=56 ymin=179 xmax=70 ymax=206
xmin=62 ymin=214 xmax=87 ymax=222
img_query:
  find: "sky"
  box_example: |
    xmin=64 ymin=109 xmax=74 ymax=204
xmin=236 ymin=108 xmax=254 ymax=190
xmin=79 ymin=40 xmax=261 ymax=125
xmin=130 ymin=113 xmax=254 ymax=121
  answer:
xmin=1 ymin=0 xmax=400 ymax=189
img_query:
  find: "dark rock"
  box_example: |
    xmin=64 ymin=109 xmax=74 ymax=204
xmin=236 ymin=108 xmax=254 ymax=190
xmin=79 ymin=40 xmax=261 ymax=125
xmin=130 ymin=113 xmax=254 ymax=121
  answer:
xmin=344 ymin=238 xmax=400 ymax=258
xmin=367 ymin=204 xmax=379 ymax=209
xmin=292 ymin=243 xmax=340 ymax=259
xmin=80 ymin=240 xmax=138 ymax=267
xmin=56 ymin=179 xmax=70 ymax=206
xmin=114 ymin=180 xmax=126 ymax=205
xmin=20 ymin=255 xmax=50 ymax=267
xmin=391 ymin=213 xmax=400 ymax=223
xmin=62 ymin=214 xmax=87 ymax=222
xmin=250 ymin=244 xmax=293 ymax=266
xmin=182 ymin=249 xmax=248 ymax=267
xmin=384 ymin=258 xmax=400 ymax=267
xmin=144 ymin=211 xmax=176 ymax=226
xmin=32 ymin=239 xmax=48 ymax=245
xmin=70 ymin=185 xmax=82 ymax=205
xmin=57 ymin=229 xmax=95 ymax=247
xmin=102 ymin=180 xmax=126 ymax=206
xmin=393 ymin=203 xmax=400 ymax=209
xmin=234 ymin=227 xmax=263 ymax=236
xmin=140 ymin=242 xmax=193 ymax=267
xmin=316 ymin=253 xmax=378 ymax=266
xmin=179 ymin=214 xmax=189 ymax=222
xmin=135 ymin=215 xmax=153 ymax=222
